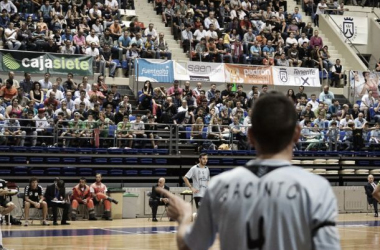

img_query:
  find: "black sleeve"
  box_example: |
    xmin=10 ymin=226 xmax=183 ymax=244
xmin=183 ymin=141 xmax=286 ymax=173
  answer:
xmin=44 ymin=185 xmax=54 ymax=201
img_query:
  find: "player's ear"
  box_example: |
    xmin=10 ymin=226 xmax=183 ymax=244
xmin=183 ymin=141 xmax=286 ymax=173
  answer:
xmin=293 ymin=124 xmax=301 ymax=144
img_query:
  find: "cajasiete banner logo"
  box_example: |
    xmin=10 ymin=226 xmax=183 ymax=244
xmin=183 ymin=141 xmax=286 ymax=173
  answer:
xmin=0 ymin=50 xmax=94 ymax=75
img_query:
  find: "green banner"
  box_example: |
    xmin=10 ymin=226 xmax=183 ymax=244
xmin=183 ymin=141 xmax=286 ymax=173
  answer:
xmin=0 ymin=50 xmax=93 ymax=76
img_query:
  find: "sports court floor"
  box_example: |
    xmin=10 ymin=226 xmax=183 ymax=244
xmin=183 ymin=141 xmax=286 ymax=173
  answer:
xmin=1 ymin=213 xmax=378 ymax=249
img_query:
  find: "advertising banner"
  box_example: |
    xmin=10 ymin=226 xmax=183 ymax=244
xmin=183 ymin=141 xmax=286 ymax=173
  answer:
xmin=136 ymin=59 xmax=174 ymax=83
xmin=349 ymin=70 xmax=380 ymax=98
xmin=0 ymin=50 xmax=93 ymax=75
xmin=174 ymin=61 xmax=225 ymax=82
xmin=272 ymin=67 xmax=320 ymax=86
xmin=329 ymin=15 xmax=368 ymax=45
xmin=224 ymin=64 xmax=273 ymax=85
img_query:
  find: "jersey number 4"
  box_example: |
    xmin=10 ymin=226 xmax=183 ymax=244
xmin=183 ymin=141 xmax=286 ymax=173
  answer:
xmin=246 ymin=216 xmax=265 ymax=250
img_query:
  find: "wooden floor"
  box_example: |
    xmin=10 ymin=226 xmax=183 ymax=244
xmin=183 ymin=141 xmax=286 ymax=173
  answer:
xmin=1 ymin=213 xmax=379 ymax=250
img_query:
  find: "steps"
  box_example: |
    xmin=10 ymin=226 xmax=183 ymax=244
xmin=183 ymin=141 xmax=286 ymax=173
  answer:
xmin=134 ymin=0 xmax=189 ymax=61
xmin=288 ymin=0 xmax=353 ymax=72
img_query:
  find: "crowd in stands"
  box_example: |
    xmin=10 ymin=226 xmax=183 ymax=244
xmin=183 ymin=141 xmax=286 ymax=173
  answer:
xmin=0 ymin=0 xmax=172 ymax=77
xmin=151 ymin=0 xmax=345 ymax=74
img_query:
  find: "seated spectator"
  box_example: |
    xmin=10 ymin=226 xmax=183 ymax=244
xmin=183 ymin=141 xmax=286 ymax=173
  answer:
xmin=191 ymin=117 xmax=204 ymax=150
xmin=101 ymin=44 xmax=117 ymax=78
xmin=73 ymin=29 xmax=87 ymax=54
xmin=299 ymin=42 xmax=314 ymax=68
xmin=0 ymin=79 xmax=17 ymax=103
xmin=86 ymin=42 xmax=104 ymax=75
xmin=181 ymin=24 xmax=193 ymax=53
xmin=125 ymin=43 xmax=140 ymax=77
xmin=320 ymin=45 xmax=333 ymax=71
xmin=5 ymin=22 xmax=21 ymax=50
xmin=288 ymin=43 xmax=302 ymax=67
xmin=310 ymin=30 xmax=323 ymax=48
xmin=116 ymin=115 xmax=132 ymax=147
xmin=360 ymin=90 xmax=375 ymax=120
xmin=61 ymin=39 xmax=76 ymax=54
xmin=194 ymin=37 xmax=209 ymax=61
xmin=319 ymin=85 xmax=335 ymax=107
xmin=0 ymin=9 xmax=10 ymax=38
xmin=73 ymin=102 xmax=88 ymax=121
xmin=110 ymin=20 xmax=123 ymax=40
xmin=277 ymin=52 xmax=289 ymax=66
xmin=47 ymin=83 xmax=65 ymax=101
xmin=154 ymin=33 xmax=172 ymax=59
xmin=55 ymin=101 xmax=72 ymax=120
xmin=2 ymin=112 xmax=22 ymax=145
xmin=311 ymin=45 xmax=323 ymax=70
xmin=331 ymin=59 xmax=346 ymax=87
xmin=86 ymin=30 xmax=100 ymax=48
xmin=249 ymin=41 xmax=263 ymax=65
xmin=143 ymin=34 xmax=156 ymax=59
xmin=0 ymin=178 xmax=16 ymax=224
xmin=231 ymin=39 xmax=246 ymax=64
xmin=24 ymin=177 xmax=49 ymax=226
xmin=162 ymin=3 xmax=174 ymax=25
xmin=149 ymin=178 xmax=170 ymax=222
xmin=71 ymin=177 xmax=97 ymax=221
xmin=30 ymin=82 xmax=44 ymax=107
xmin=91 ymin=19 xmax=104 ymax=37
xmin=44 ymin=91 xmax=59 ymax=110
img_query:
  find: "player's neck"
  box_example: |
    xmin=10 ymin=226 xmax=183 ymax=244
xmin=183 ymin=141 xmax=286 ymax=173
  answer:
xmin=256 ymin=146 xmax=293 ymax=162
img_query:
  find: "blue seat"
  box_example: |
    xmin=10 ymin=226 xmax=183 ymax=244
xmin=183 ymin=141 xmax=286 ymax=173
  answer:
xmin=94 ymin=158 xmax=108 ymax=164
xmin=46 ymin=168 xmax=61 ymax=175
xmin=219 ymin=150 xmax=233 ymax=156
xmin=95 ymin=148 xmax=108 ymax=154
xmin=79 ymin=157 xmax=92 ymax=163
xmin=95 ymin=170 xmax=108 ymax=176
xmin=121 ymin=60 xmax=128 ymax=69
xmin=154 ymin=149 xmax=169 ymax=155
xmin=0 ymin=170 xmax=11 ymax=175
xmin=358 ymin=161 xmax=370 ymax=166
xmin=129 ymin=115 xmax=136 ymax=121
xmin=13 ymin=157 xmax=27 ymax=163
xmin=63 ymin=147 xmax=78 ymax=153
xmin=155 ymin=159 xmax=167 ymax=164
xmin=125 ymin=170 xmax=138 ymax=175
xmin=140 ymin=149 xmax=154 ymax=154
xmin=14 ymin=166 xmax=28 ymax=175
xmin=46 ymin=158 xmax=61 ymax=163
xmin=30 ymin=157 xmax=44 ymax=163
xmin=63 ymin=167 xmax=77 ymax=176
xmin=208 ymin=159 xmax=220 ymax=165
xmin=125 ymin=158 xmax=138 ymax=164
xmin=124 ymin=149 xmax=138 ymax=154
xmin=78 ymin=148 xmax=93 ymax=154
xmin=12 ymin=146 xmax=27 ymax=152
xmin=63 ymin=158 xmax=77 ymax=163
xmin=112 ymin=59 xmax=122 ymax=68
xmin=140 ymin=158 xmax=153 ymax=164
xmin=110 ymin=169 xmax=123 ymax=175
xmin=204 ymin=150 xmax=218 ymax=155
xmin=155 ymin=169 xmax=167 ymax=176
xmin=210 ymin=168 xmax=222 ymax=176
xmin=110 ymin=158 xmax=123 ymax=164
xmin=221 ymin=158 xmax=234 ymax=165
xmin=202 ymin=127 xmax=208 ymax=139
xmin=47 ymin=147 xmax=61 ymax=153
xmin=79 ymin=168 xmax=92 ymax=176
xmin=108 ymin=148 xmax=123 ymax=154
xmin=30 ymin=169 xmax=44 ymax=175
xmin=0 ymin=146 xmax=10 ymax=152
xmin=30 ymin=146 xmax=44 ymax=153
xmin=0 ymin=157 xmax=10 ymax=162
xmin=108 ymin=125 xmax=117 ymax=138
xmin=236 ymin=160 xmax=248 ymax=165
xmin=140 ymin=170 xmax=153 ymax=175
xmin=339 ymin=131 xmax=346 ymax=141
xmin=185 ymin=126 xmax=191 ymax=139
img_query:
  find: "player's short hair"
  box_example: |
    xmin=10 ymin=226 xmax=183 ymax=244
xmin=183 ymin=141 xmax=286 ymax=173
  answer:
xmin=29 ymin=177 xmax=39 ymax=185
xmin=250 ymin=91 xmax=297 ymax=154
xmin=56 ymin=180 xmax=65 ymax=189
xmin=199 ymin=153 xmax=208 ymax=159
xmin=80 ymin=177 xmax=86 ymax=181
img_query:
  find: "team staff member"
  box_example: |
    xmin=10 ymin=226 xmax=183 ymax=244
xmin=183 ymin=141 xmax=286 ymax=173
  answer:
xmin=44 ymin=179 xmax=70 ymax=226
xmin=90 ymin=174 xmax=118 ymax=221
xmin=24 ymin=177 xmax=49 ymax=226
xmin=71 ymin=177 xmax=97 ymax=221
xmin=159 ymin=92 xmax=340 ymax=250
xmin=183 ymin=153 xmax=210 ymax=209
xmin=149 ymin=177 xmax=170 ymax=222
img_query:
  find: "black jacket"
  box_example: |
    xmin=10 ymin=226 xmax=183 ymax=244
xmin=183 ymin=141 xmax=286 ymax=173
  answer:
xmin=365 ymin=182 xmax=376 ymax=200
xmin=44 ymin=183 xmax=66 ymax=202
xmin=150 ymin=184 xmax=170 ymax=202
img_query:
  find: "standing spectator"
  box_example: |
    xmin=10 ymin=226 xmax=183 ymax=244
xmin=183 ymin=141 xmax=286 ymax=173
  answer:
xmin=315 ymin=0 xmax=327 ymax=27
xmin=181 ymin=24 xmax=193 ymax=53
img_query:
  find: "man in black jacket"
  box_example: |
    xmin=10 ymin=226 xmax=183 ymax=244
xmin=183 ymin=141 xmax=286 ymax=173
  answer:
xmin=149 ymin=178 xmax=170 ymax=222
xmin=44 ymin=179 xmax=71 ymax=225
xmin=365 ymin=174 xmax=379 ymax=217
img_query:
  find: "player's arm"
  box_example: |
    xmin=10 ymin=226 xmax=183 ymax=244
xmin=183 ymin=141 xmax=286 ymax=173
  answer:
xmin=183 ymin=176 xmax=199 ymax=194
xmin=372 ymin=183 xmax=380 ymax=202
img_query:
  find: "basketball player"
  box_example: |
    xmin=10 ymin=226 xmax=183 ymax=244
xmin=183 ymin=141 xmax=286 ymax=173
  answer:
xmin=71 ymin=177 xmax=97 ymax=221
xmin=90 ymin=173 xmax=118 ymax=220
xmin=183 ymin=153 xmax=210 ymax=209
xmin=159 ymin=92 xmax=340 ymax=250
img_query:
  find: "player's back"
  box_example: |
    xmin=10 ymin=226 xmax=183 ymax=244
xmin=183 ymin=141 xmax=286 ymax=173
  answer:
xmin=245 ymin=166 xmax=340 ymax=250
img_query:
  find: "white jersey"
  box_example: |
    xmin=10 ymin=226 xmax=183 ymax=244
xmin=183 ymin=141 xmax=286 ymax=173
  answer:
xmin=184 ymin=159 xmax=340 ymax=250
xmin=185 ymin=165 xmax=210 ymax=198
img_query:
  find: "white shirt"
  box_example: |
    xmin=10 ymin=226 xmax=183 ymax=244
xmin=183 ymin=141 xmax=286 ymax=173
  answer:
xmin=205 ymin=30 xmax=218 ymax=40
xmin=104 ymin=0 xmax=118 ymax=8
xmin=33 ymin=115 xmax=49 ymax=131
xmin=339 ymin=118 xmax=353 ymax=128
xmin=74 ymin=97 xmax=91 ymax=109
xmin=85 ymin=47 xmax=99 ymax=57
xmin=298 ymin=37 xmax=310 ymax=47
xmin=5 ymin=28 xmax=18 ymax=41
xmin=86 ymin=35 xmax=100 ymax=46
xmin=286 ymin=37 xmax=298 ymax=47
xmin=183 ymin=159 xmax=340 ymax=250
xmin=144 ymin=28 xmax=158 ymax=38
xmin=193 ymin=29 xmax=207 ymax=41
xmin=0 ymin=1 xmax=17 ymax=13
xmin=38 ymin=79 xmax=52 ymax=90
xmin=316 ymin=3 xmax=327 ymax=15
xmin=204 ymin=17 xmax=220 ymax=30
xmin=185 ymin=165 xmax=210 ymax=198
xmin=89 ymin=8 xmax=102 ymax=17
xmin=46 ymin=89 xmax=65 ymax=101
xmin=306 ymin=100 xmax=319 ymax=112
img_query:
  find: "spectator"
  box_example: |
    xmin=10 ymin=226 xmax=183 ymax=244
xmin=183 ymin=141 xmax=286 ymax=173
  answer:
xmin=310 ymin=30 xmax=323 ymax=48
xmin=44 ymin=91 xmax=59 ymax=110
xmin=307 ymin=94 xmax=319 ymax=111
xmin=320 ymin=45 xmax=333 ymax=71
xmin=181 ymin=24 xmax=193 ymax=53
xmin=299 ymin=41 xmax=314 ymax=68
xmin=288 ymin=43 xmax=302 ymax=67
xmin=0 ymin=79 xmax=17 ymax=102
xmin=30 ymin=82 xmax=44 ymax=106
xmin=39 ymin=0 xmax=53 ymax=23
xmin=360 ymin=90 xmax=375 ymax=120
xmin=319 ymin=85 xmax=335 ymax=106
xmin=154 ymin=33 xmax=171 ymax=59
xmin=116 ymin=115 xmax=133 ymax=147
xmin=331 ymin=59 xmax=346 ymax=87
xmin=3 ymin=112 xmax=22 ymax=145
xmin=47 ymin=83 xmax=65 ymax=101
xmin=118 ymin=31 xmax=131 ymax=61
xmin=101 ymin=44 xmax=117 ymax=78
xmin=5 ymin=22 xmax=21 ymax=50
xmin=277 ymin=52 xmax=289 ymax=66
xmin=91 ymin=19 xmax=104 ymax=37
xmin=20 ymin=73 xmax=33 ymax=95
xmin=130 ymin=114 xmax=147 ymax=148
xmin=315 ymin=0 xmax=327 ymax=27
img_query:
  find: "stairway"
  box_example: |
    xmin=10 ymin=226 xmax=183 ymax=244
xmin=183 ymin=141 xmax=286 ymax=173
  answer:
xmin=288 ymin=0 xmax=353 ymax=73
xmin=134 ymin=1 xmax=189 ymax=62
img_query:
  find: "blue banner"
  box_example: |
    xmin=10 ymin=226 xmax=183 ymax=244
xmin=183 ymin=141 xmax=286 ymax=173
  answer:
xmin=136 ymin=59 xmax=174 ymax=83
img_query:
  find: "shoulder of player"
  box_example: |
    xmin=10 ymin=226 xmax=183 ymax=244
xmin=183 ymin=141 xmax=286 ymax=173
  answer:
xmin=267 ymin=166 xmax=331 ymax=186
xmin=208 ymin=167 xmax=259 ymax=189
